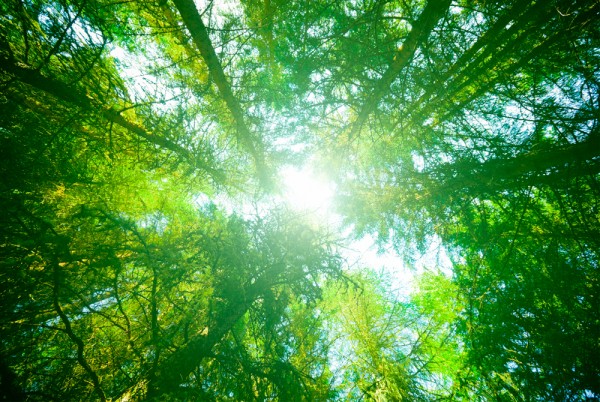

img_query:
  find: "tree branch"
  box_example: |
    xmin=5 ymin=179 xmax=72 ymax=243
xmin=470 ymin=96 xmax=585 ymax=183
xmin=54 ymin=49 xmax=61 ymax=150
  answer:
xmin=349 ymin=0 xmax=451 ymax=139
xmin=149 ymin=275 xmax=274 ymax=396
xmin=427 ymin=133 xmax=600 ymax=198
xmin=53 ymin=256 xmax=107 ymax=401
xmin=0 ymin=53 xmax=222 ymax=178
xmin=171 ymin=0 xmax=269 ymax=183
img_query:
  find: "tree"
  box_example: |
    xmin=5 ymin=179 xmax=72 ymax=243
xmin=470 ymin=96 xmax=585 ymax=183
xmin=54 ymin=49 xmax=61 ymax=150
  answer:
xmin=2 ymin=2 xmax=345 ymax=398
xmin=334 ymin=0 xmax=600 ymax=399
xmin=322 ymin=269 xmax=466 ymax=400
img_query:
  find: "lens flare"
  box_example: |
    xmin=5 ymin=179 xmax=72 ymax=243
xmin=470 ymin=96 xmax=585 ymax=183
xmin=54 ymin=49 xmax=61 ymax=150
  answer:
xmin=280 ymin=166 xmax=335 ymax=213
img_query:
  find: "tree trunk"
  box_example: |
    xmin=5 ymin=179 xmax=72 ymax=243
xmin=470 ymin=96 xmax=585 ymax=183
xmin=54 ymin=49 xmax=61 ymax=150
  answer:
xmin=171 ymin=0 xmax=268 ymax=181
xmin=349 ymin=0 xmax=452 ymax=138
xmin=148 ymin=276 xmax=271 ymax=396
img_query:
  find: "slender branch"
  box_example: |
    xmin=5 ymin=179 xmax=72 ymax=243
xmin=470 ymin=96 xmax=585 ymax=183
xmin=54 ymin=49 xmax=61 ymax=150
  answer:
xmin=39 ymin=2 xmax=85 ymax=68
xmin=53 ymin=260 xmax=107 ymax=402
xmin=114 ymin=265 xmax=146 ymax=365
xmin=15 ymin=0 xmax=31 ymax=63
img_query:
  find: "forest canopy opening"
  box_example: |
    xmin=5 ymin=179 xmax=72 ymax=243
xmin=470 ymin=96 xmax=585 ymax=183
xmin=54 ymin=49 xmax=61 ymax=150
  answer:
xmin=0 ymin=0 xmax=598 ymax=400
xmin=280 ymin=165 xmax=336 ymax=215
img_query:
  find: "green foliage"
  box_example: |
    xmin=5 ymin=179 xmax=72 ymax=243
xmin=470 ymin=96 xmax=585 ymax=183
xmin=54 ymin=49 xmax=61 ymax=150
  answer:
xmin=320 ymin=270 xmax=466 ymax=400
xmin=1 ymin=0 xmax=599 ymax=400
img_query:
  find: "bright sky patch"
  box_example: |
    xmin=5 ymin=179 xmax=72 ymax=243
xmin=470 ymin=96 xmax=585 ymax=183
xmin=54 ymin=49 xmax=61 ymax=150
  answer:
xmin=280 ymin=165 xmax=335 ymax=214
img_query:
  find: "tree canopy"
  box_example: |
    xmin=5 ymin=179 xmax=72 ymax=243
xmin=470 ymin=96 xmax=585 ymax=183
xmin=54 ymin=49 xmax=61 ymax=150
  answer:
xmin=1 ymin=0 xmax=598 ymax=400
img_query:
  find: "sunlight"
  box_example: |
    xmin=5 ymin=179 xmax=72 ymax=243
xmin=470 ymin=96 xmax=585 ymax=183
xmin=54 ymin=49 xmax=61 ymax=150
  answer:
xmin=280 ymin=165 xmax=335 ymax=214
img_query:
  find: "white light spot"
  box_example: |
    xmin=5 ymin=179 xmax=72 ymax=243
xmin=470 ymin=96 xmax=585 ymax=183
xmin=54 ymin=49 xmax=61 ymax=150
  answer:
xmin=280 ymin=166 xmax=335 ymax=214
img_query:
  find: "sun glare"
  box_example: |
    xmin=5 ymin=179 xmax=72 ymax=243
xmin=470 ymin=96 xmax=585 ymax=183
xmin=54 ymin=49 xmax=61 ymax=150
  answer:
xmin=280 ymin=166 xmax=335 ymax=214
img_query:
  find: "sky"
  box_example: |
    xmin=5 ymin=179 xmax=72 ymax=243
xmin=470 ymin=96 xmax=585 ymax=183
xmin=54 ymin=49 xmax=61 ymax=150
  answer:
xmin=278 ymin=164 xmax=453 ymax=298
